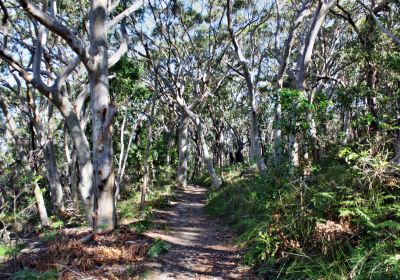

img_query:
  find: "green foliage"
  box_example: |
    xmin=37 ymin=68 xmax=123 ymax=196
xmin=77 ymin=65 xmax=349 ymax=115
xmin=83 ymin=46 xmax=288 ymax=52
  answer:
xmin=50 ymin=218 xmax=64 ymax=229
xmin=205 ymin=150 xmax=400 ymax=278
xmin=11 ymin=268 xmax=58 ymax=280
xmin=275 ymin=88 xmax=332 ymax=135
xmin=388 ymin=52 xmax=400 ymax=73
xmin=148 ymin=238 xmax=170 ymax=259
xmin=133 ymin=218 xmax=153 ymax=234
xmin=278 ymin=88 xmax=303 ymax=111
xmin=118 ymin=192 xmax=141 ymax=220
xmin=0 ymin=243 xmax=25 ymax=259
xmin=39 ymin=229 xmax=62 ymax=242
xmin=109 ymin=55 xmax=149 ymax=102
xmin=129 ymin=207 xmax=154 ymax=234
xmin=0 ymin=244 xmax=13 ymax=257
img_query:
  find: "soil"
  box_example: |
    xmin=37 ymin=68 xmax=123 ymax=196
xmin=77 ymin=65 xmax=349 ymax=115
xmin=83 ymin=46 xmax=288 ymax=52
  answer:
xmin=0 ymin=185 xmax=254 ymax=279
xmin=142 ymin=185 xmax=252 ymax=279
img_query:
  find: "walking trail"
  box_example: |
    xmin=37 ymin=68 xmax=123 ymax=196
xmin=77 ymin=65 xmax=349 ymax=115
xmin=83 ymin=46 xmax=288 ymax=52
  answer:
xmin=142 ymin=185 xmax=252 ymax=279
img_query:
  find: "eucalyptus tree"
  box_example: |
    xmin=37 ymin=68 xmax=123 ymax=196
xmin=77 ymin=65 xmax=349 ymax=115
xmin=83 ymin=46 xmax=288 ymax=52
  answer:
xmin=276 ymin=0 xmax=335 ymax=168
xmin=137 ymin=0 xmax=225 ymax=188
xmin=325 ymin=1 xmax=400 ymax=161
xmin=272 ymin=0 xmax=312 ymax=163
xmin=0 ymin=0 xmax=143 ymax=232
xmin=226 ymin=0 xmax=275 ymax=172
xmin=0 ymin=86 xmax=50 ymax=227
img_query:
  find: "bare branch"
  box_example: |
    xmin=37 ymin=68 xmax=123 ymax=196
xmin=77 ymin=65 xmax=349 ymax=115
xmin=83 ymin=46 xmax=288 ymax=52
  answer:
xmin=106 ymin=0 xmax=144 ymax=31
xmin=108 ymin=21 xmax=128 ymax=68
xmin=54 ymin=56 xmax=81 ymax=91
xmin=18 ymin=0 xmax=90 ymax=65
xmin=357 ymin=0 xmax=400 ymax=50
xmin=0 ymin=0 xmax=8 ymax=26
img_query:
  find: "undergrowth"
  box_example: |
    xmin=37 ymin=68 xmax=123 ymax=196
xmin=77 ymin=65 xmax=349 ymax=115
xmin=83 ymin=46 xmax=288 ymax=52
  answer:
xmin=148 ymin=238 xmax=170 ymax=259
xmin=2 ymin=171 xmax=177 ymax=279
xmin=11 ymin=268 xmax=58 ymax=280
xmin=205 ymin=150 xmax=400 ymax=279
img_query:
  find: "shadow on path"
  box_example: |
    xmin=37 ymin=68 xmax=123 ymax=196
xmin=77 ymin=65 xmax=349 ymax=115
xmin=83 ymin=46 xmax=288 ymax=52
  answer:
xmin=142 ymin=185 xmax=252 ymax=280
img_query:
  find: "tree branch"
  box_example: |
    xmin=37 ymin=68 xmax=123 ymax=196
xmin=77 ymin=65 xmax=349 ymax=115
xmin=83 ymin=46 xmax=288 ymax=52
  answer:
xmin=54 ymin=56 xmax=81 ymax=91
xmin=18 ymin=0 xmax=90 ymax=65
xmin=106 ymin=0 xmax=144 ymax=31
xmin=357 ymin=0 xmax=400 ymax=50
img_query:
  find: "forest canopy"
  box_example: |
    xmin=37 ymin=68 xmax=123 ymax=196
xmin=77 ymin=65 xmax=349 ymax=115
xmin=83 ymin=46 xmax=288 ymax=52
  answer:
xmin=1 ymin=0 xmax=400 ymax=278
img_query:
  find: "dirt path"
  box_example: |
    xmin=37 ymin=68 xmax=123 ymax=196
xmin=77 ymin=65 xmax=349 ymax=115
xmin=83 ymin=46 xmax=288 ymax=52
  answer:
xmin=142 ymin=185 xmax=251 ymax=280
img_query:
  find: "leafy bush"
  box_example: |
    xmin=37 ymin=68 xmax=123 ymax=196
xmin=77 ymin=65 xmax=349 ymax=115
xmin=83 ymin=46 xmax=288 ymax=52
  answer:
xmin=205 ymin=150 xmax=400 ymax=279
xmin=148 ymin=238 xmax=170 ymax=259
xmin=12 ymin=268 xmax=58 ymax=280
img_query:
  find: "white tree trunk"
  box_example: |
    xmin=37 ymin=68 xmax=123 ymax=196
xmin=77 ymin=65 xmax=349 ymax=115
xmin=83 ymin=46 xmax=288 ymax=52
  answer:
xmin=89 ymin=0 xmax=116 ymax=232
xmin=45 ymin=140 xmax=65 ymax=212
xmin=227 ymin=0 xmax=266 ymax=173
xmin=0 ymin=98 xmax=49 ymax=227
xmin=64 ymin=111 xmax=94 ymax=226
xmin=196 ymin=117 xmax=221 ymax=188
xmin=178 ymin=113 xmax=189 ymax=188
xmin=288 ymin=133 xmax=299 ymax=169
xmin=45 ymin=110 xmax=65 ymax=213
xmin=343 ymin=110 xmax=352 ymax=144
xmin=70 ymin=150 xmax=79 ymax=209
xmin=307 ymin=108 xmax=319 ymax=161
xmin=33 ymin=182 xmax=49 ymax=227
xmin=273 ymin=97 xmax=282 ymax=163
xmin=141 ymin=112 xmax=154 ymax=212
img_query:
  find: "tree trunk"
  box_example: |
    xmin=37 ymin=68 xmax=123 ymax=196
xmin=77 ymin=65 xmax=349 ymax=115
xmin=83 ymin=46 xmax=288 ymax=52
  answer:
xmin=196 ymin=118 xmax=221 ymax=188
xmin=191 ymin=131 xmax=201 ymax=182
xmin=273 ymin=96 xmax=282 ymax=163
xmin=249 ymin=91 xmax=266 ymax=173
xmin=29 ymin=115 xmax=50 ymax=227
xmin=166 ymin=133 xmax=172 ymax=165
xmin=177 ymin=113 xmax=189 ymax=188
xmin=115 ymin=114 xmax=126 ymax=202
xmin=366 ymin=65 xmax=379 ymax=132
xmin=307 ymin=108 xmax=320 ymax=162
xmin=33 ymin=182 xmax=49 ymax=227
xmin=70 ymin=150 xmax=79 ymax=209
xmin=140 ymin=113 xmax=153 ymax=212
xmin=45 ymin=140 xmax=65 ymax=213
xmin=292 ymin=0 xmax=335 ymax=168
xmin=45 ymin=110 xmax=65 ymax=213
xmin=89 ymin=0 xmax=116 ymax=233
xmin=343 ymin=109 xmax=352 ymax=144
xmin=289 ymin=132 xmax=299 ymax=169
xmin=64 ymin=111 xmax=94 ymax=226
xmin=226 ymin=0 xmax=266 ymax=173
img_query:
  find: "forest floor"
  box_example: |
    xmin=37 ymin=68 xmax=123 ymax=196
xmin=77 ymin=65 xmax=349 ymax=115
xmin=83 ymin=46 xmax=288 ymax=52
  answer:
xmin=0 ymin=185 xmax=254 ymax=279
xmin=141 ymin=184 xmax=252 ymax=279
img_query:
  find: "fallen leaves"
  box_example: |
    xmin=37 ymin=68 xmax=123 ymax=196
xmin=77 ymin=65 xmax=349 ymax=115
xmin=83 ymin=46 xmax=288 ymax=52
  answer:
xmin=9 ymin=225 xmax=152 ymax=278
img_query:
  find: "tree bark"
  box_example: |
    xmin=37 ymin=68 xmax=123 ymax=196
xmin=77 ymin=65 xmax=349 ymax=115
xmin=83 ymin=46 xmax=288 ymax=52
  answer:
xmin=45 ymin=107 xmax=65 ymax=213
xmin=70 ymin=150 xmax=79 ymax=209
xmin=290 ymin=0 xmax=335 ymax=167
xmin=273 ymin=0 xmax=311 ymax=163
xmin=140 ymin=109 xmax=154 ymax=212
xmin=227 ymin=0 xmax=266 ymax=173
xmin=177 ymin=113 xmax=189 ymax=188
xmin=45 ymin=140 xmax=65 ymax=213
xmin=289 ymin=132 xmax=299 ymax=170
xmin=89 ymin=0 xmax=116 ymax=233
xmin=196 ymin=118 xmax=221 ymax=188
xmin=0 ymin=97 xmax=49 ymax=227
xmin=273 ymin=99 xmax=282 ymax=163
xmin=33 ymin=182 xmax=49 ymax=227
xmin=343 ymin=109 xmax=352 ymax=144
